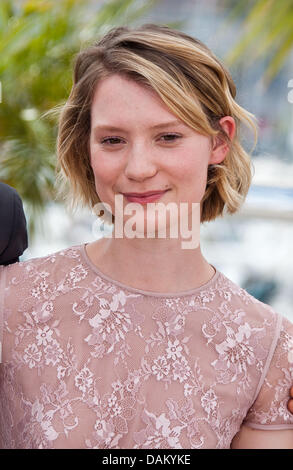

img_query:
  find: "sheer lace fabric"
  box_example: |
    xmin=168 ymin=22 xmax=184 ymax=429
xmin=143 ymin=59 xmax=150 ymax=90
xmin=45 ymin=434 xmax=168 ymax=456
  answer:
xmin=0 ymin=244 xmax=292 ymax=449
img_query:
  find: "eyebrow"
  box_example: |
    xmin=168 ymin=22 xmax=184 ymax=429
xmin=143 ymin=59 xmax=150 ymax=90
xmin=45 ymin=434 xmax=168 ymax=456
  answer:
xmin=93 ymin=119 xmax=185 ymax=132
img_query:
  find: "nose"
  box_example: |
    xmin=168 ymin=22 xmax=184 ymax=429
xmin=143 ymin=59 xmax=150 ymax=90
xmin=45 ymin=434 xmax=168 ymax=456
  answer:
xmin=124 ymin=142 xmax=158 ymax=181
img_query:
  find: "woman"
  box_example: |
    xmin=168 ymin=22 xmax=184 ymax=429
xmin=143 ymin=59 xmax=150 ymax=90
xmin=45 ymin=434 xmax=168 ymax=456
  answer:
xmin=0 ymin=24 xmax=292 ymax=449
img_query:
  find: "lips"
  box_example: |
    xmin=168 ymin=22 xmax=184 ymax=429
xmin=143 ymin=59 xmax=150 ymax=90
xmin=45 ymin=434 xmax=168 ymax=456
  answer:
xmin=122 ymin=190 xmax=169 ymax=204
xmin=122 ymin=190 xmax=168 ymax=197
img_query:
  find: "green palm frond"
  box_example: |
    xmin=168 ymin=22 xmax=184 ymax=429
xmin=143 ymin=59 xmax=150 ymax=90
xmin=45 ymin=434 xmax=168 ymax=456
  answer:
xmin=217 ymin=0 xmax=293 ymax=87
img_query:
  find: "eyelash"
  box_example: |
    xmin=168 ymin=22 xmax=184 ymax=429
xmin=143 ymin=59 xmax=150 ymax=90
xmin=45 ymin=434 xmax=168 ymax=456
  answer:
xmin=100 ymin=133 xmax=182 ymax=145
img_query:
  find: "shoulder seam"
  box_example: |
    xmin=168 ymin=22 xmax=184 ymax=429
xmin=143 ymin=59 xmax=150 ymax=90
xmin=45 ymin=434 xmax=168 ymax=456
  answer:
xmin=250 ymin=311 xmax=283 ymax=405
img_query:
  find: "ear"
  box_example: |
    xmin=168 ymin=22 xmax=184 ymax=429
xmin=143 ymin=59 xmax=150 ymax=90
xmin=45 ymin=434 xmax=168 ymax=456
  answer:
xmin=209 ymin=116 xmax=236 ymax=165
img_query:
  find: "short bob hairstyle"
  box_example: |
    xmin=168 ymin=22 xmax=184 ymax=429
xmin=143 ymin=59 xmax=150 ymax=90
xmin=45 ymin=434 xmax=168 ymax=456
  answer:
xmin=56 ymin=23 xmax=258 ymax=223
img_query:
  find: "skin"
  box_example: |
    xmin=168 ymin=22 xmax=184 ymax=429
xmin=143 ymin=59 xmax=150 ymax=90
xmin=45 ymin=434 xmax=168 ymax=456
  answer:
xmin=86 ymin=73 xmax=293 ymax=448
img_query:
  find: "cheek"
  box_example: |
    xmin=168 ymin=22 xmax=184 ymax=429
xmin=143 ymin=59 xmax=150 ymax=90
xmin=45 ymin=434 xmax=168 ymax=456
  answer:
xmin=169 ymin=138 xmax=210 ymax=174
xmin=90 ymin=148 xmax=119 ymax=185
xmin=90 ymin=155 xmax=118 ymax=208
xmin=169 ymin=148 xmax=209 ymax=201
xmin=169 ymin=152 xmax=208 ymax=183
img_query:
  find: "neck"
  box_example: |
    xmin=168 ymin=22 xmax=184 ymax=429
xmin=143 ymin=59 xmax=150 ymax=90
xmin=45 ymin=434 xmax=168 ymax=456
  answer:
xmin=85 ymin=235 xmax=215 ymax=294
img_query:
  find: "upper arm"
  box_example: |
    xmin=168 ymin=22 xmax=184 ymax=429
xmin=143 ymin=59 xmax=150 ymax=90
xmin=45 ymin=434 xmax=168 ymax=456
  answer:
xmin=231 ymin=314 xmax=293 ymax=449
xmin=243 ymin=314 xmax=293 ymax=431
xmin=231 ymin=424 xmax=293 ymax=449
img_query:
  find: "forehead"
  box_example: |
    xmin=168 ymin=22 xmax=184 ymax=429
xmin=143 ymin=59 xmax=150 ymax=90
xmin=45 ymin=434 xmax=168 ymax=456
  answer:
xmin=90 ymin=74 xmax=178 ymax=122
xmin=92 ymin=74 xmax=156 ymax=99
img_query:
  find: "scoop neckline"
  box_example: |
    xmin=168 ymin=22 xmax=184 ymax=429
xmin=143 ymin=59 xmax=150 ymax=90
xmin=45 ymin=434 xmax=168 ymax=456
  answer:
xmin=78 ymin=242 xmax=220 ymax=298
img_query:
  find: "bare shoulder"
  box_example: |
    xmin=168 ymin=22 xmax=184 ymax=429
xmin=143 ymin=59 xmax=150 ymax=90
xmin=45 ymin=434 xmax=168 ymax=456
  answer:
xmin=230 ymin=424 xmax=293 ymax=449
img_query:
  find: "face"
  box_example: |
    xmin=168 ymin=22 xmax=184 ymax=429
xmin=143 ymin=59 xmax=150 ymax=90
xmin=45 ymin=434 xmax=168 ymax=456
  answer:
xmin=89 ymin=74 xmax=234 ymax=236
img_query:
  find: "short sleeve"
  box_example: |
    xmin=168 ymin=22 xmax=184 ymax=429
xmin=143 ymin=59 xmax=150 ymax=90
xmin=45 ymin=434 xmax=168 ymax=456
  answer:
xmin=244 ymin=313 xmax=293 ymax=430
xmin=0 ymin=265 xmax=6 ymax=364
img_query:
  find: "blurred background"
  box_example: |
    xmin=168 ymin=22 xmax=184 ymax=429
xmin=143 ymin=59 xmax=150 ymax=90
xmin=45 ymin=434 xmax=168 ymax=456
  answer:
xmin=0 ymin=0 xmax=292 ymax=320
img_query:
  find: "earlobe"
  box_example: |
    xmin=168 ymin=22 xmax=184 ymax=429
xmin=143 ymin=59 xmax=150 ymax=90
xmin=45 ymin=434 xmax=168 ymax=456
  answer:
xmin=209 ymin=136 xmax=229 ymax=165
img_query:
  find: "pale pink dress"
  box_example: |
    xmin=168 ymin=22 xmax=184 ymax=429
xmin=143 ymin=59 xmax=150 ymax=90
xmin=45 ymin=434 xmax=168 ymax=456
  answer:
xmin=0 ymin=243 xmax=293 ymax=449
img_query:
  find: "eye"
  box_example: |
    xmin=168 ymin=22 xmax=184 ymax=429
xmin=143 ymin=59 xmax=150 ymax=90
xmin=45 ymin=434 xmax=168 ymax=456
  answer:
xmin=159 ymin=133 xmax=181 ymax=142
xmin=100 ymin=137 xmax=124 ymax=145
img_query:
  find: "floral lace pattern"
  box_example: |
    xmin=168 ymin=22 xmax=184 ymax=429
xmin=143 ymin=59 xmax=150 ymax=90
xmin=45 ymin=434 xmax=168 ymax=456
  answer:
xmin=0 ymin=244 xmax=292 ymax=449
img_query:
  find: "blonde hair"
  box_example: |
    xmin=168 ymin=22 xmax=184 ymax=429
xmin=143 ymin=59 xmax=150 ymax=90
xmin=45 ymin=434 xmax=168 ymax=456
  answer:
xmin=56 ymin=23 xmax=258 ymax=223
